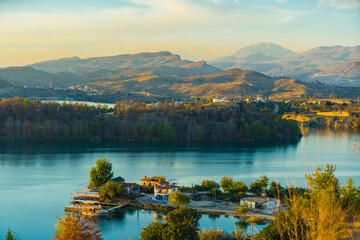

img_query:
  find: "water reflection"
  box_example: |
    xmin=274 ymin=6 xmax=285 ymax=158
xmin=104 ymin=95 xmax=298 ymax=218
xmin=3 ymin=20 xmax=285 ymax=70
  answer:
xmin=0 ymin=128 xmax=359 ymax=239
xmin=0 ymin=138 xmax=300 ymax=156
xmin=85 ymin=208 xmax=267 ymax=239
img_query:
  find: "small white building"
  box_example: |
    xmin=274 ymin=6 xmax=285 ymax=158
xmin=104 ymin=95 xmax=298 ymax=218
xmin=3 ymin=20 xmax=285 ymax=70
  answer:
xmin=213 ymin=98 xmax=229 ymax=103
xmin=240 ymin=197 xmax=280 ymax=211
xmin=154 ymin=185 xmax=179 ymax=201
xmin=255 ymin=97 xmax=267 ymax=103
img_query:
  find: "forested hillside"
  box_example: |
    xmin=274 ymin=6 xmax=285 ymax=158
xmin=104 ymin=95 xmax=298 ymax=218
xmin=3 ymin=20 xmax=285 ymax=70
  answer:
xmin=0 ymin=98 xmax=301 ymax=142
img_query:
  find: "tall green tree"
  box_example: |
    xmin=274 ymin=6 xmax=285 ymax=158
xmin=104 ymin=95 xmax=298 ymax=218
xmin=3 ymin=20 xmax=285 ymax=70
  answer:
xmin=228 ymin=181 xmax=248 ymax=196
xmin=339 ymin=177 xmax=360 ymax=212
xmin=168 ymin=191 xmax=190 ymax=207
xmin=267 ymin=181 xmax=285 ymax=199
xmin=220 ymin=175 xmax=234 ymax=193
xmin=140 ymin=207 xmax=201 ymax=240
xmin=305 ymin=164 xmax=339 ymax=192
xmin=201 ymin=180 xmax=220 ymax=191
xmin=88 ymin=158 xmax=113 ymax=188
xmin=165 ymin=207 xmax=201 ymax=240
xmin=250 ymin=175 xmax=269 ymax=196
xmin=140 ymin=221 xmax=168 ymax=240
xmin=236 ymin=203 xmax=250 ymax=220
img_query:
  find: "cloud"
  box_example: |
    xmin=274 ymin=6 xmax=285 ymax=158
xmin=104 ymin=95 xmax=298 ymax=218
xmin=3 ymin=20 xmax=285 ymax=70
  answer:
xmin=279 ymin=15 xmax=295 ymax=24
xmin=0 ymin=0 xmax=357 ymax=66
xmin=318 ymin=0 xmax=360 ymax=9
xmin=276 ymin=0 xmax=288 ymax=3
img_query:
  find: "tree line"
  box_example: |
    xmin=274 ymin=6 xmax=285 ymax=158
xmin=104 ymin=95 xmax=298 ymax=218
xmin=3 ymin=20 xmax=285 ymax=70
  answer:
xmin=0 ymin=97 xmax=301 ymax=142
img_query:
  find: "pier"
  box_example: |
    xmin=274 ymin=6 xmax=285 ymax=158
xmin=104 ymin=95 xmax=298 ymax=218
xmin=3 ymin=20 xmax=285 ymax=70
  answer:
xmin=65 ymin=199 xmax=128 ymax=214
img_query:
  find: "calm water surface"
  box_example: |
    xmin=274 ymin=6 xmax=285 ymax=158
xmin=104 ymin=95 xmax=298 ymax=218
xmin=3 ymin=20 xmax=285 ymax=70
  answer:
xmin=0 ymin=128 xmax=359 ymax=239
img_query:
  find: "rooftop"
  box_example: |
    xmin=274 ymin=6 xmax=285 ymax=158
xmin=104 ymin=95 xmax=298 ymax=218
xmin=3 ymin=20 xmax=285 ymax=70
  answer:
xmin=155 ymin=185 xmax=179 ymax=190
xmin=70 ymin=187 xmax=100 ymax=198
xmin=241 ymin=197 xmax=276 ymax=204
xmin=141 ymin=177 xmax=169 ymax=185
xmin=121 ymin=182 xmax=135 ymax=187
xmin=111 ymin=176 xmax=125 ymax=183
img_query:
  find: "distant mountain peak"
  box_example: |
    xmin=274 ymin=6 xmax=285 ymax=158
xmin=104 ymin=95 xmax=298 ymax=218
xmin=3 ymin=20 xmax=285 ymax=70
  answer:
xmin=232 ymin=43 xmax=297 ymax=59
xmin=222 ymin=68 xmax=245 ymax=75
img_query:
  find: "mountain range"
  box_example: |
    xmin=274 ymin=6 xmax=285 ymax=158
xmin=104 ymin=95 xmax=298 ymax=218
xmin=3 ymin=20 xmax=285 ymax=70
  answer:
xmin=0 ymin=46 xmax=359 ymax=102
xmin=210 ymin=43 xmax=360 ymax=87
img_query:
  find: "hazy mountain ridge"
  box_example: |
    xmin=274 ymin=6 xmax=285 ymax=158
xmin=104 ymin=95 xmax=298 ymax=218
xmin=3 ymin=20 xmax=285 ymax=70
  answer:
xmin=0 ymin=67 xmax=81 ymax=88
xmin=212 ymin=43 xmax=297 ymax=63
xmin=28 ymin=51 xmax=222 ymax=75
xmin=211 ymin=44 xmax=360 ymax=87
xmin=0 ymin=49 xmax=359 ymax=101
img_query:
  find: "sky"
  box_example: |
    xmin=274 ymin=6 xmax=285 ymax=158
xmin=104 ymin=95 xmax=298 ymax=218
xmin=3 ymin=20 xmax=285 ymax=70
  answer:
xmin=0 ymin=0 xmax=359 ymax=66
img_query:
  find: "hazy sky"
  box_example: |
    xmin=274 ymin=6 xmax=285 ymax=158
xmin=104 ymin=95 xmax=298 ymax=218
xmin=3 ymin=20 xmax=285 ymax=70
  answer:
xmin=0 ymin=0 xmax=359 ymax=66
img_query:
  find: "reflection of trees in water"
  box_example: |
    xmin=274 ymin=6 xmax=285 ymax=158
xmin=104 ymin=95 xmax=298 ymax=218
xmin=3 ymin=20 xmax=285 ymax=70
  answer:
xmin=124 ymin=208 xmax=137 ymax=215
xmin=0 ymin=140 xmax=301 ymax=154
xmin=208 ymin=213 xmax=221 ymax=221
xmin=0 ymin=139 xmax=302 ymax=167
xmin=353 ymin=139 xmax=360 ymax=155
xmin=235 ymin=219 xmax=268 ymax=235
xmin=235 ymin=221 xmax=249 ymax=232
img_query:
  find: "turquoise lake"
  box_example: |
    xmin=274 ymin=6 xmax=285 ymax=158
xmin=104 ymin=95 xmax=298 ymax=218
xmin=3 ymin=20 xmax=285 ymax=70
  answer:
xmin=0 ymin=127 xmax=359 ymax=239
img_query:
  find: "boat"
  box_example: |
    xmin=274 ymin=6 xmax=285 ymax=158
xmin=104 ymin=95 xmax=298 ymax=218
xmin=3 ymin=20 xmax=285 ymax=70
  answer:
xmin=81 ymin=205 xmax=109 ymax=217
xmin=81 ymin=201 xmax=109 ymax=217
xmin=65 ymin=200 xmax=109 ymax=217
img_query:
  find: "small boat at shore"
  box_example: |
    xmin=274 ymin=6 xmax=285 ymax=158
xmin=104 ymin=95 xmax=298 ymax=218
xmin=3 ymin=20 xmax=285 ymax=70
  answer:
xmin=66 ymin=200 xmax=109 ymax=217
xmin=81 ymin=205 xmax=109 ymax=217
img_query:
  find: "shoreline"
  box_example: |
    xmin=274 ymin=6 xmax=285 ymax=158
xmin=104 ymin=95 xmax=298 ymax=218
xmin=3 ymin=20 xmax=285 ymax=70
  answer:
xmin=128 ymin=201 xmax=275 ymax=220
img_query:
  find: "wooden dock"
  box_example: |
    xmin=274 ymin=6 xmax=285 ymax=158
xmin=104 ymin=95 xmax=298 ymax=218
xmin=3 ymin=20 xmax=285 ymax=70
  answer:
xmin=108 ymin=205 xmax=125 ymax=212
xmin=65 ymin=202 xmax=128 ymax=213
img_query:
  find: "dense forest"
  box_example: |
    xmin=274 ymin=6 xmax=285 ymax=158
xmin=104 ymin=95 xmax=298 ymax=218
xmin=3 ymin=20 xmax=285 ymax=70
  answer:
xmin=0 ymin=98 xmax=301 ymax=142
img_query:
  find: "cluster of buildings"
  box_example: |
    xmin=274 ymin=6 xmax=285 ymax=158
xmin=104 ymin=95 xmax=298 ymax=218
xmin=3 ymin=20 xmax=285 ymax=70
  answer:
xmin=70 ymin=176 xmax=281 ymax=213
xmin=70 ymin=176 xmax=139 ymax=202
xmin=140 ymin=176 xmax=179 ymax=201
xmin=70 ymin=175 xmax=179 ymax=203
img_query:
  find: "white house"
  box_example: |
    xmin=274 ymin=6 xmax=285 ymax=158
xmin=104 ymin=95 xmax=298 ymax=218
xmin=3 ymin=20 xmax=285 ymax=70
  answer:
xmin=240 ymin=197 xmax=280 ymax=211
xmin=213 ymin=98 xmax=229 ymax=103
xmin=154 ymin=185 xmax=179 ymax=201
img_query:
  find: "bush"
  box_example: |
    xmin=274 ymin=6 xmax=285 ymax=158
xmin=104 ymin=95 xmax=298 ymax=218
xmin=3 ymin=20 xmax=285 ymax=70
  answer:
xmin=99 ymin=182 xmax=126 ymax=201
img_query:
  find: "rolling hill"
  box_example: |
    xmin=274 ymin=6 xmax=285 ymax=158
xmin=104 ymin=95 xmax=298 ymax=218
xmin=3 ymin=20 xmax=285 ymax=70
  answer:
xmin=71 ymin=68 xmax=360 ymax=100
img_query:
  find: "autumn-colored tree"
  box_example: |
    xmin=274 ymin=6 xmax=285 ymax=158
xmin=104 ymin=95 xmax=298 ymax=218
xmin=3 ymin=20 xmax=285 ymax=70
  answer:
xmin=258 ymin=164 xmax=358 ymax=240
xmin=4 ymin=229 xmax=19 ymax=240
xmin=201 ymin=180 xmax=220 ymax=190
xmin=52 ymin=213 xmax=102 ymax=240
